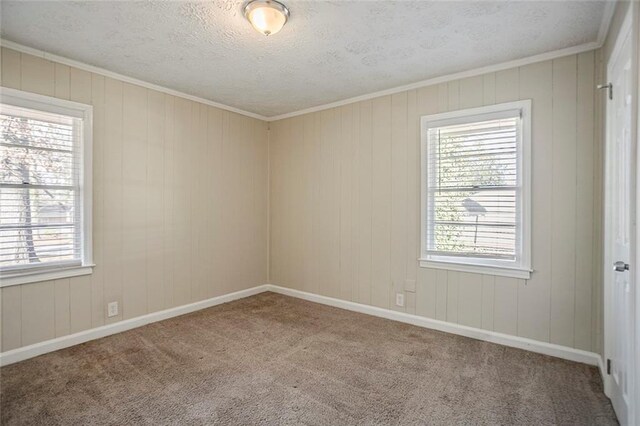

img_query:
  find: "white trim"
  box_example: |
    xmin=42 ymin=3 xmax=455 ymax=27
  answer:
xmin=0 ymin=284 xmax=270 ymax=366
xmin=603 ymin=5 xmax=636 ymax=419
xmin=0 ymin=86 xmax=92 ymax=118
xmin=81 ymin=95 xmax=93 ymax=271
xmin=419 ymin=100 xmax=532 ymax=279
xmin=0 ymin=265 xmax=94 ymax=287
xmin=0 ymin=283 xmax=603 ymax=371
xmin=266 ymin=285 xmax=602 ymax=367
xmin=267 ymin=42 xmax=600 ymax=121
xmin=419 ymin=259 xmax=531 ymax=280
xmin=0 ymin=39 xmax=268 ymax=122
xmin=0 ymin=87 xmax=94 ymax=285
xmin=599 ymin=355 xmax=608 ymax=384
xmin=1 ymin=38 xmax=608 ymax=123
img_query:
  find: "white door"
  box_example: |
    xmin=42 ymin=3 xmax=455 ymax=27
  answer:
xmin=604 ymin=12 xmax=636 ymax=426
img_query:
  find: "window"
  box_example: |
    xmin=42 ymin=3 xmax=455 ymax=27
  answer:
xmin=420 ymin=100 xmax=531 ymax=279
xmin=0 ymin=88 xmax=93 ymax=286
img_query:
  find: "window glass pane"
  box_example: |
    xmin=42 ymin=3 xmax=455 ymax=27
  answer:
xmin=0 ymin=107 xmax=80 ymax=271
xmin=1 ymin=144 xmax=76 ymax=186
xmin=429 ymin=189 xmax=516 ymax=259
xmin=426 ymin=115 xmax=520 ymax=261
xmin=427 ymin=118 xmax=518 ymax=189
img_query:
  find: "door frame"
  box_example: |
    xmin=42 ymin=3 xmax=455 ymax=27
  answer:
xmin=603 ymin=4 xmax=639 ymax=425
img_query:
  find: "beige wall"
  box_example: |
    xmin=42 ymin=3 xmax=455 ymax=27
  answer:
xmin=269 ymin=50 xmax=603 ymax=353
xmin=0 ymin=48 xmax=269 ymax=351
xmin=0 ymin=45 xmax=606 ymax=356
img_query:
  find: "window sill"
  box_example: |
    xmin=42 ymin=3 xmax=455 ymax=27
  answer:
xmin=419 ymin=259 xmax=531 ymax=280
xmin=0 ymin=264 xmax=94 ymax=287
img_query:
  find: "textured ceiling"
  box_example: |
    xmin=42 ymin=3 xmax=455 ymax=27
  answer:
xmin=2 ymin=1 xmax=606 ymax=118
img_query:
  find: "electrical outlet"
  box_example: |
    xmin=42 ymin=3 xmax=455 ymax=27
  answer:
xmin=395 ymin=293 xmax=405 ymax=307
xmin=107 ymin=301 xmax=119 ymax=318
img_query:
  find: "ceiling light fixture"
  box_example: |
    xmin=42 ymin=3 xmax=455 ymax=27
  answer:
xmin=244 ymin=0 xmax=290 ymax=36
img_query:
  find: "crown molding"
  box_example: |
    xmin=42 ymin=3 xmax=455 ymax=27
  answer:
xmin=0 ymin=38 xmax=269 ymax=121
xmin=3 ymin=0 xmax=616 ymax=125
xmin=268 ymin=2 xmax=617 ymax=122
xmin=267 ymin=41 xmax=602 ymax=121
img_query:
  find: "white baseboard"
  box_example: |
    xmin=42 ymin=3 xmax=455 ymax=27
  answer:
xmin=1 ymin=283 xmax=603 ymax=371
xmin=265 ymin=284 xmax=603 ymax=368
xmin=0 ymin=284 xmax=270 ymax=366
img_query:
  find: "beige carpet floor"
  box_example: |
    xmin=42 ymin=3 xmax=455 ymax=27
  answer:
xmin=1 ymin=292 xmax=617 ymax=425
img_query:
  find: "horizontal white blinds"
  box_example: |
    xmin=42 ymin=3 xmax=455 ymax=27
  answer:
xmin=0 ymin=105 xmax=82 ymax=271
xmin=426 ymin=116 xmax=520 ymax=260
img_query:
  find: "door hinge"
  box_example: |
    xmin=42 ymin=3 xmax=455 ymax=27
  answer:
xmin=607 ymin=358 xmax=611 ymax=375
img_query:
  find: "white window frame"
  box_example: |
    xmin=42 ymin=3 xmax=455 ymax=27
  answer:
xmin=0 ymin=87 xmax=93 ymax=287
xmin=419 ymin=100 xmax=532 ymax=280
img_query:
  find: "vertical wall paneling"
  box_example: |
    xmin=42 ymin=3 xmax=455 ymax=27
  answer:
xmin=574 ymin=51 xmax=596 ymax=351
xmin=447 ymin=81 xmax=460 ymax=111
xmin=323 ymin=109 xmax=341 ymax=298
xmin=21 ymin=281 xmax=55 ymax=346
xmin=459 ymin=76 xmax=484 ymax=109
xmin=550 ymin=55 xmax=578 ymax=347
xmin=54 ymin=64 xmax=70 ymax=100
xmin=207 ymin=106 xmax=224 ymax=298
xmin=493 ymin=277 xmax=519 ymax=336
xmin=304 ymin=113 xmax=318 ymax=295
xmin=1 ymin=46 xmax=602 ymax=354
xmin=317 ymin=111 xmax=331 ymax=296
xmin=1 ymin=47 xmax=21 ymax=89
xmin=357 ymin=100 xmax=373 ymax=305
xmin=122 ymin=83 xmax=149 ymax=320
xmin=446 ymin=271 xmax=459 ymax=323
xmin=482 ymin=73 xmax=496 ymax=106
xmin=2 ymin=286 xmax=21 ymax=351
xmin=90 ymin=74 xmax=106 ymax=328
xmin=69 ymin=68 xmax=92 ymax=104
xmin=481 ymin=274 xmax=495 ymax=331
xmin=69 ymin=275 xmax=92 ymax=333
xmin=146 ymin=91 xmax=166 ymax=312
xmin=415 ymin=86 xmax=439 ymax=318
xmin=495 ymin=68 xmax=520 ymax=103
xmin=371 ymin=96 xmax=392 ymax=309
xmin=163 ymin=95 xmax=176 ymax=309
xmin=405 ymin=89 xmax=419 ymax=298
xmin=349 ymin=105 xmax=361 ymax=301
xmin=1 ymin=49 xmax=268 ymax=351
xmin=339 ymin=106 xmax=354 ymax=301
xmin=416 ymin=267 xmax=437 ymax=319
xmin=435 ymin=269 xmax=448 ymax=321
xmin=190 ymin=103 xmax=206 ymax=301
xmin=269 ymin=52 xmax=601 ymax=352
xmin=20 ymin=54 xmax=54 ymax=96
xmin=517 ymin=60 xmax=553 ymax=342
xmin=390 ymin=92 xmax=408 ymax=312
xmin=172 ymin=98 xmax=192 ymax=306
xmin=53 ymin=279 xmax=70 ymax=337
xmin=103 ymin=77 xmax=124 ymax=324
xmin=457 ymin=272 xmax=482 ymax=328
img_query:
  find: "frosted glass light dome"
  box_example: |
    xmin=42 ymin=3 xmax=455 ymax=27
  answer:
xmin=244 ymin=0 xmax=290 ymax=36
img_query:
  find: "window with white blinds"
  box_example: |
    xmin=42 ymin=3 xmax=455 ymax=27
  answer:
xmin=0 ymin=88 xmax=92 ymax=286
xmin=420 ymin=101 xmax=531 ymax=279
